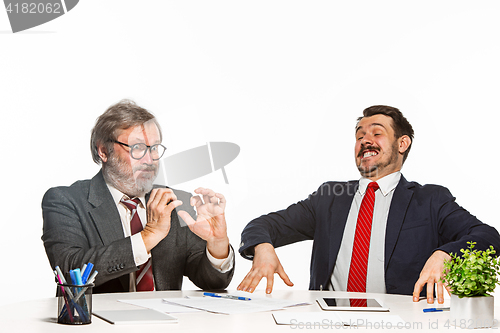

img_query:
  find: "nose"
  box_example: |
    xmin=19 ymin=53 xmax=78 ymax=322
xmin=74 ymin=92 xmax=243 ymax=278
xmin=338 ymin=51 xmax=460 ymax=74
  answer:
xmin=140 ymin=148 xmax=154 ymax=164
xmin=361 ymin=133 xmax=374 ymax=146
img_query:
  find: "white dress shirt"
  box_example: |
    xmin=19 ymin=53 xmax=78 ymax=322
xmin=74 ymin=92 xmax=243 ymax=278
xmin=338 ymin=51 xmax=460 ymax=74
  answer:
xmin=106 ymin=184 xmax=234 ymax=291
xmin=330 ymin=171 xmax=401 ymax=293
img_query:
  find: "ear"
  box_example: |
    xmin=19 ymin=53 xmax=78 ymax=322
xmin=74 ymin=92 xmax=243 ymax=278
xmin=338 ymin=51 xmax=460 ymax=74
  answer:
xmin=398 ymin=135 xmax=411 ymax=154
xmin=97 ymin=144 xmax=108 ymax=163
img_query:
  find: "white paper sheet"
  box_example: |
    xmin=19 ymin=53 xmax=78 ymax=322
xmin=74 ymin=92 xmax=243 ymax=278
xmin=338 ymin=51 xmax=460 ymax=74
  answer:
xmin=118 ymin=298 xmax=201 ymax=313
xmin=163 ymin=293 xmax=311 ymax=315
xmin=93 ymin=309 xmax=178 ymax=325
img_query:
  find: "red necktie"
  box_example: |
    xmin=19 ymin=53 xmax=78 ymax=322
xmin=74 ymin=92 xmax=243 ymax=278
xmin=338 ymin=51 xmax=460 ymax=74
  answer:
xmin=347 ymin=182 xmax=379 ymax=306
xmin=121 ymin=197 xmax=154 ymax=292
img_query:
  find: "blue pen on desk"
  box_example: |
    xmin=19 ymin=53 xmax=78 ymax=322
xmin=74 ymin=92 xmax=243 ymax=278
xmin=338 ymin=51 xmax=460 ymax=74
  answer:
xmin=203 ymin=292 xmax=251 ymax=301
xmin=423 ymin=307 xmax=450 ymax=313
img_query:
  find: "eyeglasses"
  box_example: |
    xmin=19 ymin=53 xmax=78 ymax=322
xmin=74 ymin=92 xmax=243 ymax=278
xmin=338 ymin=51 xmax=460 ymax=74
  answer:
xmin=113 ymin=140 xmax=167 ymax=160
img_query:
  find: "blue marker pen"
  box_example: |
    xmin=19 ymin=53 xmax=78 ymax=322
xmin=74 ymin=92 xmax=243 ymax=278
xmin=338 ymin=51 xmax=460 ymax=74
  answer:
xmin=81 ymin=263 xmax=94 ymax=284
xmin=74 ymin=271 xmax=99 ymax=302
xmin=203 ymin=292 xmax=251 ymax=301
xmin=69 ymin=269 xmax=77 ymax=285
xmin=73 ymin=268 xmax=83 ymax=285
xmin=70 ymin=268 xmax=89 ymax=322
xmin=423 ymin=307 xmax=450 ymax=313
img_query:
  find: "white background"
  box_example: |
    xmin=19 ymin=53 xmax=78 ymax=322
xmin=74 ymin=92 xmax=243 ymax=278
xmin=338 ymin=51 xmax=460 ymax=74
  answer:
xmin=1 ymin=1 xmax=499 ymax=306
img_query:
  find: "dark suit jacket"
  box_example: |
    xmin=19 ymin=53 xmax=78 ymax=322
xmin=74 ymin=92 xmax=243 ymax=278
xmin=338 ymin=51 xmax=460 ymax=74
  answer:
xmin=239 ymin=175 xmax=500 ymax=295
xmin=42 ymin=171 xmax=234 ymax=293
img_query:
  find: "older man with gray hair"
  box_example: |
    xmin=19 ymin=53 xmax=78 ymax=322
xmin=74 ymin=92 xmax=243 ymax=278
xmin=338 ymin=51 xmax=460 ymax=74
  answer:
xmin=42 ymin=99 xmax=234 ymax=293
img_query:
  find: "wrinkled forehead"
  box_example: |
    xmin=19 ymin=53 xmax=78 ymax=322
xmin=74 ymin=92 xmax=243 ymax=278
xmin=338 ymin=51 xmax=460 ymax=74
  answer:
xmin=117 ymin=120 xmax=161 ymax=144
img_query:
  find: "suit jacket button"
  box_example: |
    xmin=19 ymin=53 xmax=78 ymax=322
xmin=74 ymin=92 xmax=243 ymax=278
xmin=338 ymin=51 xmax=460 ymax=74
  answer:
xmin=120 ymin=263 xmax=125 ymax=269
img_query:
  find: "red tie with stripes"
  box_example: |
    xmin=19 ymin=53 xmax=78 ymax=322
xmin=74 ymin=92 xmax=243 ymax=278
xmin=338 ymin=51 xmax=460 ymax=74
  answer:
xmin=347 ymin=181 xmax=379 ymax=306
xmin=121 ymin=197 xmax=154 ymax=292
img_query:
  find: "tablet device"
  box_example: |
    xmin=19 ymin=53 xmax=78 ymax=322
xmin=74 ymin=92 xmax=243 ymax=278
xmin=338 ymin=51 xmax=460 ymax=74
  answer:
xmin=316 ymin=297 xmax=389 ymax=312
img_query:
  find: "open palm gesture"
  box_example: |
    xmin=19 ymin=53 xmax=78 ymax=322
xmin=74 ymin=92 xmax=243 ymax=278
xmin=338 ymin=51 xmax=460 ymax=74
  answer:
xmin=177 ymin=187 xmax=229 ymax=259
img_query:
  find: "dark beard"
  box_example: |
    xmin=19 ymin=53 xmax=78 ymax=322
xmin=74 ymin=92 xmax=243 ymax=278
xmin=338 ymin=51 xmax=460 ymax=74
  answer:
xmin=357 ymin=142 xmax=399 ymax=178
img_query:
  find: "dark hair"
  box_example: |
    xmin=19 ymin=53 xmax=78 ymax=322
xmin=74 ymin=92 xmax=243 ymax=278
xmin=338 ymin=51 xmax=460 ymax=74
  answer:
xmin=90 ymin=99 xmax=162 ymax=164
xmin=357 ymin=105 xmax=414 ymax=163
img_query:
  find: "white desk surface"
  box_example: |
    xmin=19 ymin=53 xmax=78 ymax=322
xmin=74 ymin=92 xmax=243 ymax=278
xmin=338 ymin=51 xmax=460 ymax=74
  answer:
xmin=1 ymin=290 xmax=498 ymax=332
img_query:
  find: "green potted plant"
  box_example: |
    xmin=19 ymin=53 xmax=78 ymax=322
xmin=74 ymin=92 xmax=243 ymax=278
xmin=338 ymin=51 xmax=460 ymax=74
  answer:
xmin=442 ymin=241 xmax=500 ymax=328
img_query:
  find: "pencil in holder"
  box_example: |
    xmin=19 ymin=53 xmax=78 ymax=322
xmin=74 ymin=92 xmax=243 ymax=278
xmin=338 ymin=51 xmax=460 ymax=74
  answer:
xmin=56 ymin=283 xmax=94 ymax=325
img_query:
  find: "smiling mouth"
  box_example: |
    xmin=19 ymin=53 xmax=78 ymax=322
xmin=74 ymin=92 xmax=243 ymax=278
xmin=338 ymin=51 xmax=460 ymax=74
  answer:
xmin=360 ymin=149 xmax=379 ymax=159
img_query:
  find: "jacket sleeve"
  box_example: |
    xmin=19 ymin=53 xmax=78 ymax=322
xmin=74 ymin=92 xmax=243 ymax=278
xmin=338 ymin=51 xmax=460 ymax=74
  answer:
xmin=239 ymin=183 xmax=327 ymax=259
xmin=41 ymin=186 xmax=137 ymax=288
xmin=431 ymin=185 xmax=500 ymax=255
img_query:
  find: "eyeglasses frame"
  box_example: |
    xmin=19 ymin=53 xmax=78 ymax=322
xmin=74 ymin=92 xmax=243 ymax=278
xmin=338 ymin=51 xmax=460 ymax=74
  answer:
xmin=112 ymin=140 xmax=166 ymax=160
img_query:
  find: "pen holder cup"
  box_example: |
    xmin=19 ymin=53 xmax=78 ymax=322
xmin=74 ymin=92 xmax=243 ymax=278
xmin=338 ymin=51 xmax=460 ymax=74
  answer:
xmin=57 ymin=283 xmax=94 ymax=325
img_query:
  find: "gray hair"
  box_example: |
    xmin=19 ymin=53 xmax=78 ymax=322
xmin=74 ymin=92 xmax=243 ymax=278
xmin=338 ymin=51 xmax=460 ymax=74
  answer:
xmin=90 ymin=99 xmax=162 ymax=164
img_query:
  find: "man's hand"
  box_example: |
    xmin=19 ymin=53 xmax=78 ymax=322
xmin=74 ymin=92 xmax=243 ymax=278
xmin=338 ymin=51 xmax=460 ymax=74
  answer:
xmin=177 ymin=188 xmax=230 ymax=259
xmin=237 ymin=243 xmax=293 ymax=294
xmin=413 ymin=250 xmax=451 ymax=304
xmin=141 ymin=188 xmax=183 ymax=253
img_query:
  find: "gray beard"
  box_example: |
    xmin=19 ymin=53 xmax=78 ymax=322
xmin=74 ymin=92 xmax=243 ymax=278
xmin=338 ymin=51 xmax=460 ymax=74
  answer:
xmin=103 ymin=154 xmax=158 ymax=197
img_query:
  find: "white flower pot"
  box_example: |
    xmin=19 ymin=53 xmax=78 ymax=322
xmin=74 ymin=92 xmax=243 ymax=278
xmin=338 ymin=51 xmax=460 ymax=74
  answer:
xmin=450 ymin=294 xmax=495 ymax=328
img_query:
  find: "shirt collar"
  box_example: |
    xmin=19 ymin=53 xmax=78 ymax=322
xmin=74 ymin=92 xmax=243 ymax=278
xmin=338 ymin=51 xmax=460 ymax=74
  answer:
xmin=358 ymin=171 xmax=401 ymax=197
xmin=105 ymin=183 xmax=145 ymax=208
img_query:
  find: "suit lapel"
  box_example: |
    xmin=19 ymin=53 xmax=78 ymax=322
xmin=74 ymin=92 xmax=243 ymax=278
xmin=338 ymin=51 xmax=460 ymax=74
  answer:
xmin=384 ymin=176 xmax=414 ymax=271
xmin=87 ymin=171 xmax=125 ymax=245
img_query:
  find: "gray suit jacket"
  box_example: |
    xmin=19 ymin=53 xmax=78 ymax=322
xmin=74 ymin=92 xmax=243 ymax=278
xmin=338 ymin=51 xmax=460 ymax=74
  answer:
xmin=42 ymin=171 xmax=234 ymax=293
